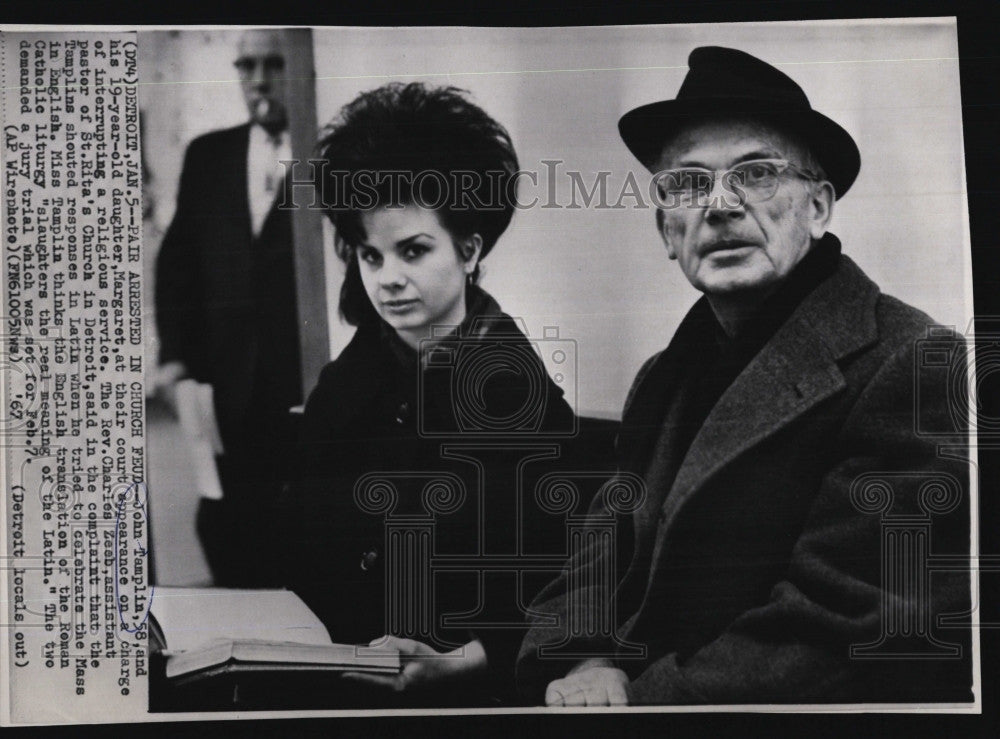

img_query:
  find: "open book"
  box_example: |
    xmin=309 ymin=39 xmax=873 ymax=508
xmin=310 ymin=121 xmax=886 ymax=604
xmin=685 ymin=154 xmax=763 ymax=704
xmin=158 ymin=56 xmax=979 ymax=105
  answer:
xmin=150 ymin=587 xmax=400 ymax=681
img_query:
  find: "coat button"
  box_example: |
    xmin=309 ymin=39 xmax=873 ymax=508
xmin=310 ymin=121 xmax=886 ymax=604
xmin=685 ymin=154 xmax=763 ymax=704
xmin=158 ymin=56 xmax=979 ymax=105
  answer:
xmin=395 ymin=402 xmax=410 ymax=425
xmin=360 ymin=549 xmax=379 ymax=571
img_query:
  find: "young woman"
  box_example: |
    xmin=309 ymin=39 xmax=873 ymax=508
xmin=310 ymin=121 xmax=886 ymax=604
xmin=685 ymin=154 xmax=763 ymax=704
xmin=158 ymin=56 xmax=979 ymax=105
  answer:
xmin=281 ymin=82 xmax=576 ymax=703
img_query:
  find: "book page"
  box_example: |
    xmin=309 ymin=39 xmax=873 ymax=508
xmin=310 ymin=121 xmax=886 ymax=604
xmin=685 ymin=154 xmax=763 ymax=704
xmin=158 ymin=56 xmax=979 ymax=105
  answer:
xmin=150 ymin=588 xmax=332 ymax=653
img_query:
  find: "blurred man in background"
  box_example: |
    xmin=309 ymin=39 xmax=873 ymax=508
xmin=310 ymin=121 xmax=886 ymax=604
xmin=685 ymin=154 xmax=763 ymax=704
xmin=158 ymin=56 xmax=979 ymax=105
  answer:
xmin=153 ymin=29 xmax=303 ymax=586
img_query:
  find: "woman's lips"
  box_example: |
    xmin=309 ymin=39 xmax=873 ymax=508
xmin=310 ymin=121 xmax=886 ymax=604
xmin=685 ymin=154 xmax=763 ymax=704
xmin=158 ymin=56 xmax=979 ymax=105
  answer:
xmin=383 ymin=299 xmax=419 ymax=313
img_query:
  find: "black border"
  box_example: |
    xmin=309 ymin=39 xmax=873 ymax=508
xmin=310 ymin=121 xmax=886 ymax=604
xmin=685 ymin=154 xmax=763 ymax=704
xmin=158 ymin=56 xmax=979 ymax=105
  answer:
xmin=2 ymin=2 xmax=998 ymax=737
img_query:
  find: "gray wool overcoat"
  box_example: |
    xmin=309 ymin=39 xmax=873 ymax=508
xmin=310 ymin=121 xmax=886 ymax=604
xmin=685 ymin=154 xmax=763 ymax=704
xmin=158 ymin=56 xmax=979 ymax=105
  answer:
xmin=516 ymin=252 xmax=972 ymax=705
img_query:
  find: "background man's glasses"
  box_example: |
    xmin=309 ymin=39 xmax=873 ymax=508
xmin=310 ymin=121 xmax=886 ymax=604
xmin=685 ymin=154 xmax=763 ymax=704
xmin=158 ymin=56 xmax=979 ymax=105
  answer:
xmin=655 ymin=158 xmax=820 ymax=206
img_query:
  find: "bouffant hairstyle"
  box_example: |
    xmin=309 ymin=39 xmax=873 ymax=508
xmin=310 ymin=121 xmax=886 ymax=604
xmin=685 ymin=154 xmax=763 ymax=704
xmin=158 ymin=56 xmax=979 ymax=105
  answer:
xmin=314 ymin=82 xmax=520 ymax=326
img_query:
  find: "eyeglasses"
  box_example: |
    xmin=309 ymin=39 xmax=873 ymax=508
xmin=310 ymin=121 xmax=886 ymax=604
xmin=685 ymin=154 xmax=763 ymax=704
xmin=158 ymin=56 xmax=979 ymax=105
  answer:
xmin=654 ymin=158 xmax=820 ymax=206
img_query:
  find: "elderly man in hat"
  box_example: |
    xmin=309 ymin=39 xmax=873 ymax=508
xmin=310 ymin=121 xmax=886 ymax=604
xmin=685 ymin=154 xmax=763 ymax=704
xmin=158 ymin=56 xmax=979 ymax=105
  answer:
xmin=515 ymin=47 xmax=971 ymax=706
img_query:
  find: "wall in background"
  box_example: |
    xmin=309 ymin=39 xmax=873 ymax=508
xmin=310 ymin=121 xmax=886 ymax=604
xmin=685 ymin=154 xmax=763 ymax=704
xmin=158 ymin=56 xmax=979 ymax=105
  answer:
xmin=313 ymin=19 xmax=970 ymax=418
xmin=137 ymin=21 xmax=970 ymax=584
xmin=140 ymin=20 xmax=970 ymax=420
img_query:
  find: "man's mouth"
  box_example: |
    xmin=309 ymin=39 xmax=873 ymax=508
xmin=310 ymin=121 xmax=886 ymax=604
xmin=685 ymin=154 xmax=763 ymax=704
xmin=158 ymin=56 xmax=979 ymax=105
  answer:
xmin=702 ymin=239 xmax=757 ymax=256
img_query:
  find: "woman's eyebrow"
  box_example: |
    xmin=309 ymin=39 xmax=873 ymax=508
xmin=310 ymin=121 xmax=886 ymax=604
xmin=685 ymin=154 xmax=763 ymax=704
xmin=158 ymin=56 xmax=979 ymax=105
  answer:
xmin=394 ymin=233 xmax=434 ymax=248
xmin=358 ymin=232 xmax=435 ymax=251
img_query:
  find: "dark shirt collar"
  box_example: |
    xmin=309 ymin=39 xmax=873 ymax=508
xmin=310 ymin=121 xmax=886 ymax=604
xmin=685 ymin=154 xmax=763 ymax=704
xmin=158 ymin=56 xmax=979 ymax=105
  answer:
xmin=625 ymin=233 xmax=843 ymax=494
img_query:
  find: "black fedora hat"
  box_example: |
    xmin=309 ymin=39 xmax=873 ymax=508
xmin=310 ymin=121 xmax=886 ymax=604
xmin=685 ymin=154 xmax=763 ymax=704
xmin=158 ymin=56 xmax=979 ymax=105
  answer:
xmin=618 ymin=46 xmax=860 ymax=199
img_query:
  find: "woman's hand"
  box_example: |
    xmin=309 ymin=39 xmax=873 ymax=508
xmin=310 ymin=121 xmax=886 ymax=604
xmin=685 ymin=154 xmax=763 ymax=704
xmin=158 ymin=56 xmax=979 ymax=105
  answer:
xmin=341 ymin=636 xmax=489 ymax=693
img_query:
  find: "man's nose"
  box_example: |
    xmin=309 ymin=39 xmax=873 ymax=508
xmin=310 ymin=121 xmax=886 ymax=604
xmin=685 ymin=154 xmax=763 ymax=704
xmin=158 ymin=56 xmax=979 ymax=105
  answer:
xmin=703 ymin=172 xmax=745 ymax=223
xmin=247 ymin=62 xmax=270 ymax=90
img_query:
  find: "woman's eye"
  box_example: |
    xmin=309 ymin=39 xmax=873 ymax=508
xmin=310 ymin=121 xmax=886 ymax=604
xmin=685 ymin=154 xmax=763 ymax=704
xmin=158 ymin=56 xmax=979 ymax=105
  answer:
xmin=359 ymin=249 xmax=381 ymax=266
xmin=402 ymin=244 xmax=429 ymax=260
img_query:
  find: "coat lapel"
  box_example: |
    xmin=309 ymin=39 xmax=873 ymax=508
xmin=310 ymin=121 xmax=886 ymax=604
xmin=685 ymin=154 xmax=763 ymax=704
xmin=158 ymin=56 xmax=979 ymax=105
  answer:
xmin=319 ymin=324 xmax=389 ymax=436
xmin=615 ymin=305 xmax=709 ymax=554
xmin=211 ymin=124 xmax=254 ymax=297
xmin=234 ymin=124 xmax=253 ymax=242
xmin=652 ymin=255 xmax=882 ymax=540
xmin=624 ymin=348 xmax=687 ymax=552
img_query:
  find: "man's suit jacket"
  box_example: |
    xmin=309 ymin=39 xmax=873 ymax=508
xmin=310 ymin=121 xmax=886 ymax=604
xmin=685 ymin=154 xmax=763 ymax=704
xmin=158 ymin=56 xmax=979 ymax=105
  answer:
xmin=155 ymin=123 xmax=302 ymax=456
xmin=516 ymin=253 xmax=972 ymax=704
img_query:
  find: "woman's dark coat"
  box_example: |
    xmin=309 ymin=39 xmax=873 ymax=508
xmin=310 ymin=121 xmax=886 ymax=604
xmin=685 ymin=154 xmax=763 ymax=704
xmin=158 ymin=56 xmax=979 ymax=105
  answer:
xmin=279 ymin=286 xmax=578 ymax=689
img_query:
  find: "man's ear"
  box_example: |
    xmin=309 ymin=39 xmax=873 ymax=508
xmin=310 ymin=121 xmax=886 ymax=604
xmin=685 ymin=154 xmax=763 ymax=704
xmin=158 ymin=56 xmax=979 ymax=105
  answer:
xmin=809 ymin=180 xmax=835 ymax=240
xmin=462 ymin=233 xmax=484 ymax=274
xmin=656 ymin=208 xmax=677 ymax=260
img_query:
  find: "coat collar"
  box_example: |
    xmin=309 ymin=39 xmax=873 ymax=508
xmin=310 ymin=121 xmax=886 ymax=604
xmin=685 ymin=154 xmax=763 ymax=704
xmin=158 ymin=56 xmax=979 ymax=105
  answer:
xmin=379 ymin=283 xmax=504 ymax=369
xmin=223 ymin=123 xmax=253 ymax=240
xmin=637 ymin=253 xmax=881 ymax=533
xmin=318 ymin=285 xmax=508 ymax=435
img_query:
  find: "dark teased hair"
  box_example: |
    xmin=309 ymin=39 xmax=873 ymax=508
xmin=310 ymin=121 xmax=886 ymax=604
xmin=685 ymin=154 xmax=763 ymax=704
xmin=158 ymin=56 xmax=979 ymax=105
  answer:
xmin=314 ymin=82 xmax=520 ymax=326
